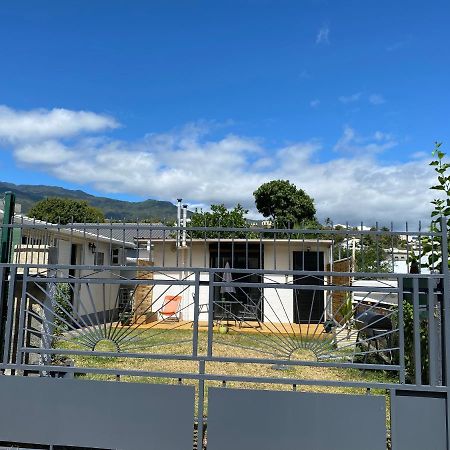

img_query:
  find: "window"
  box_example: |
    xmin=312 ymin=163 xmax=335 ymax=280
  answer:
xmin=111 ymin=248 xmax=120 ymax=265
xmin=94 ymin=252 xmax=105 ymax=265
xmin=209 ymin=243 xmax=263 ymax=321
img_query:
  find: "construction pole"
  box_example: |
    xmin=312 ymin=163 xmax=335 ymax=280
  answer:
xmin=0 ymin=191 xmax=16 ymax=363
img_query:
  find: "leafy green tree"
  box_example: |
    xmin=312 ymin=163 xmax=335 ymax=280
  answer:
xmin=189 ymin=204 xmax=248 ymax=237
xmin=29 ymin=198 xmax=105 ymax=224
xmin=253 ymin=180 xmax=316 ymax=228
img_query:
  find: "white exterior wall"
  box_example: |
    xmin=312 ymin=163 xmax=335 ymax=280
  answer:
xmin=75 ymin=241 xmax=121 ymax=317
xmin=151 ymin=244 xmax=209 ymax=322
xmin=263 ymin=241 xmax=331 ymax=324
xmin=150 ymin=241 xmax=332 ymax=324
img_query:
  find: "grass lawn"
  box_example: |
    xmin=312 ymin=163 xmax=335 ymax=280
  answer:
xmin=56 ymin=328 xmax=397 ymax=416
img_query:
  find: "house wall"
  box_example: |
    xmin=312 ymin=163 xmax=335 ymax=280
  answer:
xmin=56 ymin=239 xmax=72 ymax=277
xmin=263 ymin=242 xmax=331 ymax=324
xmin=149 ymin=241 xmax=332 ymax=324
xmin=75 ymin=241 xmax=122 ymax=320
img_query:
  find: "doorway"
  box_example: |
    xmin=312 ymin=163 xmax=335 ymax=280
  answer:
xmin=209 ymin=243 xmax=263 ymax=322
xmin=293 ymin=251 xmax=324 ymax=324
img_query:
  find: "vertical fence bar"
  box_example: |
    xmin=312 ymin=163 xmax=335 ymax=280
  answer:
xmin=192 ymin=271 xmax=200 ymax=357
xmin=207 ymin=270 xmax=215 ymax=357
xmin=412 ymin=276 xmax=422 ymax=385
xmin=203 ymin=219 xmax=207 ymax=268
xmin=16 ymin=267 xmax=29 ymax=366
xmin=0 ymin=265 xmax=5 ymax=366
xmin=273 ymin=232 xmax=276 ymax=270
xmin=389 ymin=388 xmax=399 ymax=450
xmin=390 ymin=222 xmax=395 ymax=272
xmin=428 ymin=276 xmax=438 ymax=386
xmin=398 ymin=276 xmax=406 ymax=384
xmin=2 ymin=267 xmax=17 ymax=365
xmin=439 ymin=216 xmax=450 ymax=449
xmin=231 ymin=233 xmax=235 ymax=269
xmin=197 ymin=359 xmax=206 ymax=450
xmin=0 ymin=192 xmax=15 ymax=341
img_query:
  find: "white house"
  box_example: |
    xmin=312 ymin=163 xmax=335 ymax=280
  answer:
xmin=138 ymin=237 xmax=334 ymax=326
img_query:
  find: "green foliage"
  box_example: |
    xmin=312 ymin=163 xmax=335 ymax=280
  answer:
xmin=189 ymin=203 xmax=249 ymax=237
xmin=399 ymin=143 xmax=449 ymax=384
xmin=420 ymin=142 xmax=450 ymax=271
xmin=340 ymin=292 xmax=354 ymax=324
xmin=355 ymin=234 xmax=393 ymax=273
xmin=51 ymin=283 xmax=72 ymax=352
xmin=253 ymin=180 xmax=316 ymax=228
xmin=335 ymin=229 xmax=393 ymax=273
xmin=399 ymin=301 xmax=429 ymax=384
xmin=29 ymin=197 xmax=105 ymax=224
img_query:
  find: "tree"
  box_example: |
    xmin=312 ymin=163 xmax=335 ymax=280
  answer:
xmin=28 ymin=198 xmax=105 ymax=224
xmin=189 ymin=204 xmax=248 ymax=237
xmin=253 ymin=180 xmax=316 ymax=228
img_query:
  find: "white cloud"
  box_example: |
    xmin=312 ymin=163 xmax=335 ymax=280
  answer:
xmin=369 ymin=94 xmax=386 ymax=105
xmin=310 ymin=99 xmax=320 ymax=108
xmin=0 ymin=105 xmax=118 ymax=143
xmin=338 ymin=93 xmax=361 ymax=104
xmin=316 ymin=26 xmax=330 ymax=44
xmin=334 ymin=126 xmax=397 ymax=154
xmin=0 ymin=105 xmax=436 ymax=226
xmin=14 ymin=140 xmax=75 ymax=165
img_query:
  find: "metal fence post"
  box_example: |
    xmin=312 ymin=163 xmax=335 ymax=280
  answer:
xmin=197 ymin=359 xmax=206 ymax=450
xmin=0 ymin=191 xmax=15 ymax=364
xmin=439 ymin=216 xmax=450 ymax=449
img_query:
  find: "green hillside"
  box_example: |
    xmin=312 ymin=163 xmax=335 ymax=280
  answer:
xmin=0 ymin=181 xmax=179 ymax=221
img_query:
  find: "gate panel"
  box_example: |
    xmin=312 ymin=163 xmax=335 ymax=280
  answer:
xmin=207 ymin=388 xmax=386 ymax=450
xmin=0 ymin=376 xmax=195 ymax=450
xmin=391 ymin=390 xmax=447 ymax=450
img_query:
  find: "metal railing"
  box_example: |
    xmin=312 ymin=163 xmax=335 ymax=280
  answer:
xmin=0 ymin=217 xmax=448 ymax=449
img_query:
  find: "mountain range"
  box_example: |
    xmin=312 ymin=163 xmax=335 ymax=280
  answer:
xmin=0 ymin=181 xmax=179 ymax=221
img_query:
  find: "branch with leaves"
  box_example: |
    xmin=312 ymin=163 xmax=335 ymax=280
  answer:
xmin=421 ymin=142 xmax=450 ymax=271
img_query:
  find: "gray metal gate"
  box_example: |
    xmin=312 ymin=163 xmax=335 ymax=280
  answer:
xmin=0 ymin=213 xmax=449 ymax=449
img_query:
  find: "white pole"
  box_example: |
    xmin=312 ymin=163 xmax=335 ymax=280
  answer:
xmin=182 ymin=204 xmax=188 ymax=247
xmin=177 ymin=198 xmax=182 ymax=247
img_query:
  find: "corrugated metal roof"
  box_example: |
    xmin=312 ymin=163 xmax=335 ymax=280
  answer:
xmin=73 ymin=222 xmax=174 ymax=243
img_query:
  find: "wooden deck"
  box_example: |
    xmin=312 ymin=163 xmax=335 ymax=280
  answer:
xmin=128 ymin=320 xmax=326 ymax=338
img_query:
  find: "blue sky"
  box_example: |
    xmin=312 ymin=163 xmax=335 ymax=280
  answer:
xmin=0 ymin=0 xmax=449 ymax=223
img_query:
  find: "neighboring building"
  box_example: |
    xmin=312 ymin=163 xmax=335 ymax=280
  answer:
xmin=261 ymin=220 xmax=273 ymax=228
xmin=0 ymin=210 xmax=135 ymax=323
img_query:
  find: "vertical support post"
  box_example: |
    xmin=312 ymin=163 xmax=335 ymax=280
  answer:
xmin=2 ymin=267 xmax=17 ymax=365
xmin=389 ymin=388 xmax=398 ymax=450
xmin=398 ymin=277 xmax=406 ymax=384
xmin=207 ymin=270 xmax=215 ymax=357
xmin=182 ymin=204 xmax=188 ymax=247
xmin=192 ymin=270 xmax=200 ymax=357
xmin=41 ymin=247 xmax=58 ymax=372
xmin=176 ymin=198 xmax=182 ymax=247
xmin=197 ymin=359 xmax=206 ymax=450
xmin=439 ymin=216 xmax=450 ymax=449
xmin=0 ymin=191 xmax=15 ymax=363
xmin=413 ymin=277 xmax=421 ymax=385
xmin=428 ymin=277 xmax=438 ymax=386
xmin=17 ymin=267 xmax=29 ymax=367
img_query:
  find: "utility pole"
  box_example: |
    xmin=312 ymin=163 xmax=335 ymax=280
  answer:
xmin=0 ymin=191 xmax=16 ymax=363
